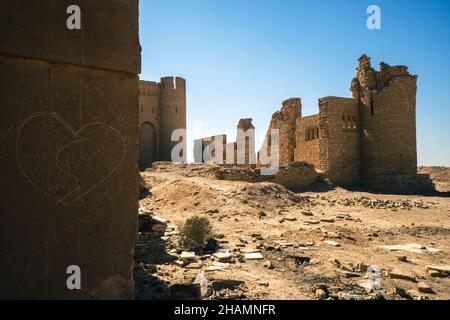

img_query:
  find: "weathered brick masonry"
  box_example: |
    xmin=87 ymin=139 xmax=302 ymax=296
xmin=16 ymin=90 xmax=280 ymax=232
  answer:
xmin=195 ymin=119 xmax=256 ymax=166
xmin=138 ymin=77 xmax=186 ymax=170
xmin=259 ymin=98 xmax=301 ymax=166
xmin=351 ymin=55 xmax=417 ymax=176
xmin=0 ymin=0 xmax=140 ymax=299
xmin=260 ymin=55 xmax=425 ymax=187
xmin=295 ymin=114 xmax=320 ymax=170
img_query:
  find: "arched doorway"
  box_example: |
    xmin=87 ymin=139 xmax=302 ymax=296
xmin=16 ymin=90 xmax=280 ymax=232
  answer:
xmin=139 ymin=122 xmax=157 ymax=171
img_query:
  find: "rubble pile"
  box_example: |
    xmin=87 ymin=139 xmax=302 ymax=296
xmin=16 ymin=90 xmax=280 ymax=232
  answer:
xmin=136 ymin=208 xmax=170 ymax=259
xmin=216 ymin=161 xmax=318 ymax=190
xmin=332 ymin=197 xmax=433 ymax=210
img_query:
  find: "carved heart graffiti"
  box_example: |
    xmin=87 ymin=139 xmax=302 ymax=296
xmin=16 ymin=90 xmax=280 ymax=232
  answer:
xmin=16 ymin=112 xmax=126 ymax=204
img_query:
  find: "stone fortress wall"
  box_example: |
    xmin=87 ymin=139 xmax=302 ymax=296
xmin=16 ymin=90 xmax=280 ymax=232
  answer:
xmin=351 ymin=55 xmax=417 ymax=176
xmin=194 ymin=119 xmax=256 ymax=166
xmin=0 ymin=0 xmax=140 ymax=299
xmin=163 ymin=54 xmax=427 ymax=191
xmin=317 ymin=96 xmax=360 ymax=184
xmin=258 ymin=55 xmax=422 ymax=186
xmin=138 ymin=77 xmax=186 ymax=170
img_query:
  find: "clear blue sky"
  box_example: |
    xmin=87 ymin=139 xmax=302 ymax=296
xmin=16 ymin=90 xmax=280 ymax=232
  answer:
xmin=139 ymin=0 xmax=450 ymax=165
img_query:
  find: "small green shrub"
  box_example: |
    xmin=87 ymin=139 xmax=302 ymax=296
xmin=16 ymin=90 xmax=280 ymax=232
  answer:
xmin=179 ymin=216 xmax=212 ymax=250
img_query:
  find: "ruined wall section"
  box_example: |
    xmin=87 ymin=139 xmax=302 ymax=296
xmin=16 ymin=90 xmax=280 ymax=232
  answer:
xmin=159 ymin=77 xmax=187 ymax=162
xmin=139 ymin=81 xmax=160 ymax=167
xmin=351 ymin=55 xmax=417 ymax=176
xmin=194 ymin=118 xmax=255 ymax=166
xmin=236 ymin=118 xmax=256 ymax=165
xmin=139 ymin=81 xmax=161 ymax=129
xmin=294 ymin=114 xmax=321 ymax=170
xmin=0 ymin=0 xmax=140 ymax=299
xmin=194 ymin=134 xmax=227 ymax=164
xmin=259 ymin=98 xmax=301 ymax=166
xmin=319 ymin=97 xmax=360 ymax=184
xmin=226 ymin=142 xmax=238 ymax=165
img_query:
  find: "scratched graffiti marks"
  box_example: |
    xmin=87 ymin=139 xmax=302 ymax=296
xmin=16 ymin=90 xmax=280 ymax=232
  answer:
xmin=16 ymin=112 xmax=126 ymax=204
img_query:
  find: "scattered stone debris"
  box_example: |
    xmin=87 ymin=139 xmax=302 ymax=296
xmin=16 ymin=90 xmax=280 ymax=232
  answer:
xmin=355 ymin=262 xmax=369 ymax=272
xmin=322 ymin=230 xmax=340 ymax=238
xmin=279 ymin=242 xmax=295 ymax=248
xmin=287 ymin=256 xmax=310 ymax=266
xmin=205 ymin=262 xmax=230 ymax=272
xmin=379 ymin=243 xmax=442 ymax=254
xmin=426 ymin=265 xmax=450 ymax=277
xmin=258 ymin=211 xmax=267 ymax=219
xmin=394 ymin=287 xmax=411 ymax=299
xmin=193 ymin=272 xmax=208 ymax=298
xmin=216 ymin=161 xmax=318 ymax=190
xmin=186 ymin=262 xmax=202 ymax=269
xmin=313 ymin=284 xmax=329 ymax=300
xmin=214 ymin=251 xmax=233 ymax=263
xmin=357 ymin=281 xmax=375 ymax=294
xmin=136 ymin=210 xmax=170 ymax=258
xmin=315 ymin=288 xmax=328 ymax=300
xmin=136 ymin=162 xmax=450 ymax=300
xmin=336 ymin=270 xmax=360 ymax=278
xmin=389 ymin=269 xmax=417 ymax=282
xmin=417 ymin=282 xmax=435 ymax=294
xmin=244 ymin=251 xmax=264 ymax=260
xmin=334 ymin=197 xmax=434 ymax=210
xmin=180 ymin=251 xmax=196 ymax=261
xmin=212 ymin=280 xmax=245 ymax=291
xmin=323 ymin=240 xmax=341 ymax=247
xmin=263 ymin=243 xmax=275 ymax=251
xmin=407 ymin=289 xmax=429 ymax=300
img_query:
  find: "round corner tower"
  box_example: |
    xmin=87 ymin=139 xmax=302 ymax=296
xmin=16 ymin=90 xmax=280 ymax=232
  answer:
xmin=159 ymin=76 xmax=187 ymax=162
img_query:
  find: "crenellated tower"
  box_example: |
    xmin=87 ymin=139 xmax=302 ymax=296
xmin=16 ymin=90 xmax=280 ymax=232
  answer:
xmin=159 ymin=77 xmax=187 ymax=162
xmin=138 ymin=76 xmax=187 ymax=169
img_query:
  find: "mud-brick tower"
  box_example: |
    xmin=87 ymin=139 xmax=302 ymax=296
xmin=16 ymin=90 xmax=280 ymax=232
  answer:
xmin=159 ymin=77 xmax=187 ymax=162
xmin=351 ymin=55 xmax=417 ymax=176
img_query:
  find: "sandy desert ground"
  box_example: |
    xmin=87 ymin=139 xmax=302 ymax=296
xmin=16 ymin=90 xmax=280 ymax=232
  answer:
xmin=134 ymin=163 xmax=450 ymax=300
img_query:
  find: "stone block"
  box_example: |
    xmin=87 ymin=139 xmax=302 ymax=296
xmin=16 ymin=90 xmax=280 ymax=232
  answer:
xmin=0 ymin=56 xmax=138 ymax=299
xmin=0 ymin=0 xmax=140 ymax=73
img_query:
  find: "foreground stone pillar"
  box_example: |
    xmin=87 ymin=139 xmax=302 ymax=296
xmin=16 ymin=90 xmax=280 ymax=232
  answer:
xmin=0 ymin=0 xmax=140 ymax=299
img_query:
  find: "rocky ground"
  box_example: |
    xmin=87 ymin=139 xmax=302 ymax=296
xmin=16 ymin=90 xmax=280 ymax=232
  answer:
xmin=134 ymin=163 xmax=450 ymax=300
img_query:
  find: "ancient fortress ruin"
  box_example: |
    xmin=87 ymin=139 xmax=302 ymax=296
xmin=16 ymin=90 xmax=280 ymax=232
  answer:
xmin=197 ymin=55 xmax=430 ymax=191
xmin=139 ymin=77 xmax=187 ymax=170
